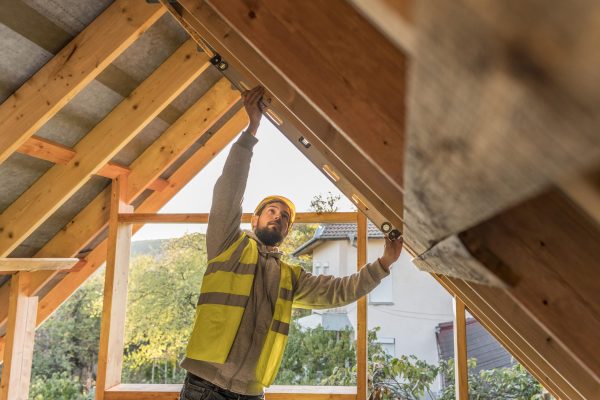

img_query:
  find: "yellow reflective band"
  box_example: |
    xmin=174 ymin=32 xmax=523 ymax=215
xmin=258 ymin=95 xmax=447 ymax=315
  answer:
xmin=201 ymin=270 xmax=255 ymax=296
xmin=239 ymin=239 xmax=258 ymax=264
xmin=208 ymin=233 xmax=247 ymax=264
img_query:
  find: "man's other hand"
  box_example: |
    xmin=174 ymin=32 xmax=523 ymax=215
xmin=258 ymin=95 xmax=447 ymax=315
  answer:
xmin=378 ymin=236 xmax=403 ymax=271
xmin=242 ymin=86 xmax=265 ymax=136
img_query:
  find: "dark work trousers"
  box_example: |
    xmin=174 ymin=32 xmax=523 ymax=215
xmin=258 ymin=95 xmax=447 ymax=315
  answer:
xmin=179 ymin=372 xmax=265 ymax=400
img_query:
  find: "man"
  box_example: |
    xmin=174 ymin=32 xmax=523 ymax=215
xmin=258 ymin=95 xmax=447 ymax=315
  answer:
xmin=179 ymin=86 xmax=403 ymax=400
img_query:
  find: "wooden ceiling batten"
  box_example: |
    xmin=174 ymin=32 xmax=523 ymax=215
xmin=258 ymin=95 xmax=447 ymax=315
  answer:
xmin=0 ymin=0 xmax=166 ymax=165
xmin=0 ymin=258 xmax=79 ymax=274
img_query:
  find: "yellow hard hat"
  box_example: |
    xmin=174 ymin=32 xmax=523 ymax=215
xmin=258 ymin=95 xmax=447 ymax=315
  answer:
xmin=254 ymin=195 xmax=296 ymax=227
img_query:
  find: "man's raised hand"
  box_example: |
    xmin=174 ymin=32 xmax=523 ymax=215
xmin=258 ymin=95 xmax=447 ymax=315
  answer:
xmin=378 ymin=236 xmax=403 ymax=271
xmin=242 ymin=86 xmax=265 ymax=136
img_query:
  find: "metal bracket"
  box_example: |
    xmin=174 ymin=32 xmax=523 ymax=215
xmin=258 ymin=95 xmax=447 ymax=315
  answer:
xmin=210 ymin=53 xmax=228 ymax=71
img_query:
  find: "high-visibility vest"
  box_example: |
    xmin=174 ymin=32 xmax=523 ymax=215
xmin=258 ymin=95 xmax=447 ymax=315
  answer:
xmin=185 ymin=232 xmax=301 ymax=386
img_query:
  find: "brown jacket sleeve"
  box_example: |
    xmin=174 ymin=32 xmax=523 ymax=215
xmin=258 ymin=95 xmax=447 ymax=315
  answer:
xmin=292 ymin=260 xmax=390 ymax=309
xmin=206 ymin=131 xmax=258 ymax=260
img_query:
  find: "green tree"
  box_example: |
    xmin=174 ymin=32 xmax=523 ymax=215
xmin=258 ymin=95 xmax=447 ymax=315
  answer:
xmin=30 ymin=270 xmax=103 ymax=397
xmin=275 ymin=320 xmax=356 ymax=385
xmin=29 ymin=372 xmax=88 ymax=400
xmin=438 ymin=358 xmax=547 ymax=400
xmin=122 ymin=233 xmax=207 ymax=383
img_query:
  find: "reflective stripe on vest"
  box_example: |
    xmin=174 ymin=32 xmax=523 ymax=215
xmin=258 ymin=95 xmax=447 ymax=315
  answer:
xmin=185 ymin=231 xmax=301 ymax=388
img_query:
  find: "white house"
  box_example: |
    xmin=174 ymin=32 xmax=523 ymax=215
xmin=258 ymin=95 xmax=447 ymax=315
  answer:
xmin=292 ymin=223 xmax=455 ymax=391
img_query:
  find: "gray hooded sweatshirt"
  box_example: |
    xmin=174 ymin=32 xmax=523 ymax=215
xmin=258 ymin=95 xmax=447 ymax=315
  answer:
xmin=181 ymin=130 xmax=390 ymax=395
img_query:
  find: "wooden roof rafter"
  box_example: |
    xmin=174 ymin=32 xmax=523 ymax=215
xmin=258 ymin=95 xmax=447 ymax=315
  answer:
xmin=0 ymin=79 xmax=242 ymax=332
xmin=0 ymin=39 xmax=207 ymax=258
xmin=0 ymin=0 xmax=166 ymax=165
xmin=167 ymin=0 xmax=406 ymax=239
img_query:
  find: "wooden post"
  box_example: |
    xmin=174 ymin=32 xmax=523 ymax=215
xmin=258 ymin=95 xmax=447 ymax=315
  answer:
xmin=0 ymin=272 xmax=38 ymax=400
xmin=356 ymin=212 xmax=368 ymax=400
xmin=453 ymin=297 xmax=469 ymax=400
xmin=96 ymin=176 xmax=133 ymax=399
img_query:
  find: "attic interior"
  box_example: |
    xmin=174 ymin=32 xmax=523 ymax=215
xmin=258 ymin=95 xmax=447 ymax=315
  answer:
xmin=0 ymin=0 xmax=599 ymax=399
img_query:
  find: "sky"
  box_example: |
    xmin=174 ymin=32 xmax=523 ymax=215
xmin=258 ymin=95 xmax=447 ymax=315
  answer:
xmin=133 ymin=117 xmax=355 ymax=241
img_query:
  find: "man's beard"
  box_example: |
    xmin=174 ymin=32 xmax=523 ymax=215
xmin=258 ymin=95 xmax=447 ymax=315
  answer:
xmin=255 ymin=226 xmax=284 ymax=246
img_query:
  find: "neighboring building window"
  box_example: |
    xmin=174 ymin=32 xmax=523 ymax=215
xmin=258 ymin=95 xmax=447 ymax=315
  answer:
xmin=377 ymin=337 xmax=395 ymax=356
xmin=322 ymin=262 xmax=330 ymax=275
xmin=315 ymin=262 xmax=321 ymax=275
xmin=369 ymin=273 xmax=393 ymax=304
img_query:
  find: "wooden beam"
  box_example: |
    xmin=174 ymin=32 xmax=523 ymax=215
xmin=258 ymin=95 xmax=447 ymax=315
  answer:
xmin=0 ymin=272 xmax=38 ymax=400
xmin=205 ymin=0 xmax=406 ymax=188
xmin=0 ymin=0 xmax=165 ymax=165
xmin=118 ymin=212 xmax=358 ymax=224
xmin=173 ymin=0 xmax=405 ymax=237
xmin=458 ymin=189 xmax=600 ymax=381
xmin=16 ymin=137 xmax=170 ymax=190
xmin=0 ymin=101 xmax=244 ymax=335
xmin=96 ymin=176 xmax=133 ymax=398
xmin=0 ymin=39 xmax=207 ymax=257
xmin=356 ymin=212 xmax=368 ymax=400
xmin=0 ymin=105 xmax=248 ymax=360
xmin=453 ymin=297 xmax=469 ymax=400
xmin=403 ymin=0 xmax=600 ymax=256
xmin=103 ymin=384 xmax=356 ymax=400
xmin=348 ymin=0 xmax=414 ymax=53
xmin=0 ymin=258 xmax=79 ymax=274
xmin=17 ymin=136 xmax=76 ymax=164
xmin=559 ymin=168 xmax=600 ymax=226
xmin=437 ymin=275 xmax=591 ymax=400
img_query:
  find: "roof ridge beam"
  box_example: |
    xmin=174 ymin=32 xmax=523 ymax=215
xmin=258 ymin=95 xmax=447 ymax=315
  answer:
xmin=0 ymin=0 xmax=166 ymax=165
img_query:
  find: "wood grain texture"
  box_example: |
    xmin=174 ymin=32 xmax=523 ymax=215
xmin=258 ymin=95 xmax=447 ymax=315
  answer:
xmin=118 ymin=212 xmax=358 ymax=224
xmin=17 ymin=136 xmax=76 ymax=164
xmin=453 ymin=298 xmax=469 ymax=400
xmin=206 ymin=0 xmax=406 ymax=190
xmin=0 ymin=0 xmax=165 ymax=165
xmin=176 ymin=0 xmax=405 ymax=234
xmin=459 ymin=189 xmax=600 ymax=381
xmin=436 ymin=275 xmax=593 ymax=400
xmin=0 ymin=272 xmax=38 ymax=400
xmin=412 ymin=235 xmax=511 ymax=287
xmin=404 ymin=0 xmax=600 ymax=255
xmin=356 ymin=212 xmax=368 ymax=400
xmin=0 ymin=258 xmax=78 ymax=273
xmin=0 ymin=40 xmax=207 ymax=258
xmin=95 ymin=176 xmax=133 ymax=398
xmin=0 ymin=107 xmax=248 ymax=362
xmin=103 ymin=384 xmax=356 ymax=400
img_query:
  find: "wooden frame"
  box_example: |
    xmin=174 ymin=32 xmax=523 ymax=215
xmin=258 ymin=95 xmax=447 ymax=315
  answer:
xmin=93 ymin=211 xmax=370 ymax=399
xmin=453 ymin=297 xmax=468 ymax=400
xmin=0 ymin=0 xmax=165 ymax=165
xmin=356 ymin=212 xmax=368 ymax=400
xmin=0 ymin=61 xmax=240 ymax=333
xmin=118 ymin=212 xmax=358 ymax=224
xmin=0 ymin=258 xmax=79 ymax=274
xmin=167 ymin=0 xmax=405 ymax=240
xmin=0 ymin=39 xmax=207 ymax=258
xmin=0 ymin=272 xmax=38 ymax=400
xmin=96 ymin=176 xmax=134 ymax=399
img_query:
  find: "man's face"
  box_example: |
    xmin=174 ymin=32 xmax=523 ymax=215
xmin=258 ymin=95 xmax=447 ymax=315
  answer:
xmin=253 ymin=202 xmax=291 ymax=246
